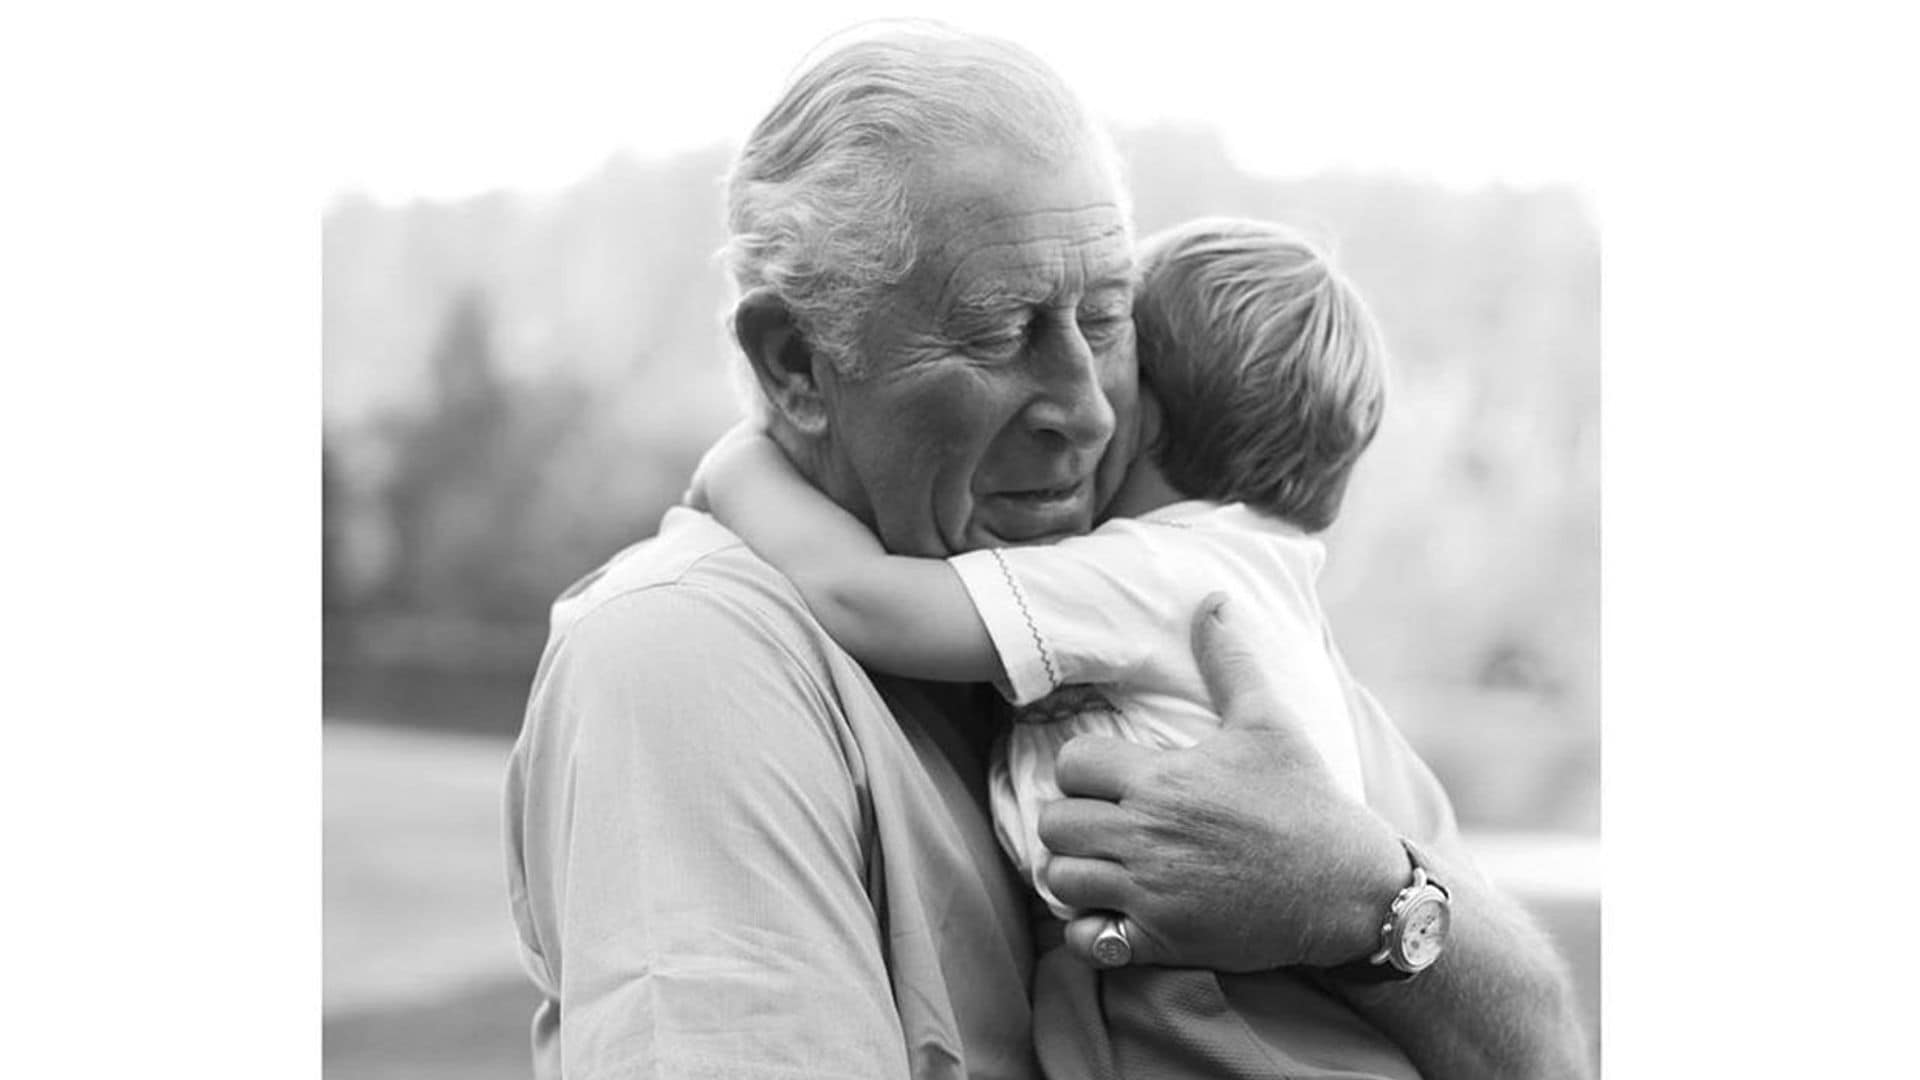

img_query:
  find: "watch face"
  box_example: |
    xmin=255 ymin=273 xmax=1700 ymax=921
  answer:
xmin=1398 ymin=896 xmax=1451 ymax=969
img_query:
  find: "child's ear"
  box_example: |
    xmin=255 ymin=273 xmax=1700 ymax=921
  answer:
xmin=734 ymin=288 xmax=829 ymax=436
xmin=1137 ymin=384 xmax=1167 ymax=453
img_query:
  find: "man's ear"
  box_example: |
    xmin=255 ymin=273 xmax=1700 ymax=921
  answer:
xmin=734 ymin=287 xmax=829 ymax=436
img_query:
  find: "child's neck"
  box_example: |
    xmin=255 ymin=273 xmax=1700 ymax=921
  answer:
xmin=1107 ymin=455 xmax=1190 ymax=520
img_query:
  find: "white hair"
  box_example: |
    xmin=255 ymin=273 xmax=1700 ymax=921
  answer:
xmin=723 ymin=19 xmax=1129 ymax=376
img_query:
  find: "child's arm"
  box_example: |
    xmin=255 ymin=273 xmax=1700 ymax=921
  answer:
xmin=702 ymin=428 xmax=1004 ymax=685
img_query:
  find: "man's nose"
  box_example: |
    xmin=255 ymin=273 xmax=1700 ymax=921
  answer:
xmin=1026 ymin=317 xmax=1117 ymax=450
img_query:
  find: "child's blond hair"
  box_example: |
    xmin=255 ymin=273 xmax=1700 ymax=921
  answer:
xmin=1134 ymin=217 xmax=1388 ymax=533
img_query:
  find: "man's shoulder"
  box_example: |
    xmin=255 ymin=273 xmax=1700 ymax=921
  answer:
xmin=516 ymin=508 xmax=868 ymax=763
xmin=545 ymin=506 xmax=817 ymax=654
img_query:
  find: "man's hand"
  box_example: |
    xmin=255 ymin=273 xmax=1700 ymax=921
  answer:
xmin=1041 ymin=592 xmax=1407 ymax=972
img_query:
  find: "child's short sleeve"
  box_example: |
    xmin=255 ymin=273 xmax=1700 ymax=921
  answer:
xmin=948 ymin=525 xmax=1209 ymax=706
xmin=947 ymin=547 xmax=1065 ymax=704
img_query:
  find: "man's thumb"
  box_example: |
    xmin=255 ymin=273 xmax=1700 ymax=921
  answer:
xmin=1192 ymin=593 xmax=1298 ymax=735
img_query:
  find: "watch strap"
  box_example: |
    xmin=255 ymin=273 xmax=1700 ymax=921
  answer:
xmin=1323 ymin=837 xmax=1445 ymax=985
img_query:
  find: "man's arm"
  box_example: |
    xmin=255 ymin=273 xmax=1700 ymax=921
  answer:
xmin=700 ymin=427 xmax=1002 ymax=684
xmin=1323 ymin=643 xmax=1592 ymax=1076
xmin=1037 ymin=595 xmax=1591 ymax=1080
xmin=511 ymin=585 xmax=912 ymax=1078
xmin=1327 ymin=843 xmax=1589 ymax=1078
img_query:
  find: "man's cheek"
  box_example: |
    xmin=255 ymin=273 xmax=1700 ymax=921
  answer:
xmin=866 ymin=453 xmax=959 ymax=557
xmin=901 ymin=399 xmax=982 ymax=466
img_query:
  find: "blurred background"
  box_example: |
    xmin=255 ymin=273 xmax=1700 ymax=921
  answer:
xmin=321 ymin=6 xmax=1599 ymax=1078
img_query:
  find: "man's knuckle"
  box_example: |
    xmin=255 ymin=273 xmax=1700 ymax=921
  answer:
xmin=1136 ymin=753 xmax=1179 ymax=791
xmin=1138 ymin=758 xmax=1203 ymax=811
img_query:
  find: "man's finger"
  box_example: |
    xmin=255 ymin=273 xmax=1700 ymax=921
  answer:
xmin=1191 ymin=592 xmax=1306 ymax=736
xmin=1061 ymin=911 xmax=1163 ymax=968
xmin=1053 ymin=733 xmax=1156 ymax=802
xmin=1037 ymin=796 xmax=1138 ymax=861
xmin=1042 ymin=853 xmax=1133 ymax=913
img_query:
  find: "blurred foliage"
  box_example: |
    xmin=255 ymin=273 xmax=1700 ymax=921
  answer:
xmin=320 ymin=125 xmax=1599 ymax=830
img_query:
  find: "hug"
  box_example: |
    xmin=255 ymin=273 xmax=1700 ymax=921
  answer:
xmin=505 ymin=20 xmax=1589 ymax=1080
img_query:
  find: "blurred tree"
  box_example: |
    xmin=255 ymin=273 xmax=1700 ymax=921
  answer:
xmin=380 ymin=287 xmax=597 ymax=624
xmin=383 ymin=286 xmax=501 ymax=613
xmin=428 ymin=287 xmax=507 ymax=418
xmin=323 ymin=440 xmax=351 ymax=662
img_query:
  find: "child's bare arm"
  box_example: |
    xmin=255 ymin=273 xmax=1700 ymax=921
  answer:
xmin=702 ymin=429 xmax=1003 ymax=684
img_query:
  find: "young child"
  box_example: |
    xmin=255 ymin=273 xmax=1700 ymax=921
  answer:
xmin=699 ymin=217 xmax=1411 ymax=1076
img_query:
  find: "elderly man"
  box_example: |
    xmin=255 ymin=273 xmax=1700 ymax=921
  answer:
xmin=504 ymin=22 xmax=1588 ymax=1080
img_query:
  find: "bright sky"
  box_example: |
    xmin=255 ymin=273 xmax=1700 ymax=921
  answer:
xmin=320 ymin=1 xmax=1601 ymax=205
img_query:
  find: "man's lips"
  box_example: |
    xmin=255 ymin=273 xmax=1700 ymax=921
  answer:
xmin=974 ymin=479 xmax=1096 ymax=543
xmin=983 ymin=478 xmax=1090 ymax=508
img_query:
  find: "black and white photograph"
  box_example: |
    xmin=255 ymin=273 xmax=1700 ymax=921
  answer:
xmin=20 ymin=4 xmax=1920 ymax=1078
xmin=320 ymin=7 xmax=1604 ymax=1078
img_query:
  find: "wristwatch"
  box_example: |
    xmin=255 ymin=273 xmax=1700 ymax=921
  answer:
xmin=1328 ymin=837 xmax=1452 ymax=984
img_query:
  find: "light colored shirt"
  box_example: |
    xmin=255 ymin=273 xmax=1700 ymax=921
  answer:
xmin=950 ymin=500 xmax=1368 ymax=917
xmin=503 ymin=508 xmax=1037 ymax=1080
xmin=504 ymin=505 xmax=1462 ymax=1080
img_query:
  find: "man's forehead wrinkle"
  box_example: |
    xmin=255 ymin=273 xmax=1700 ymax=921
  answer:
xmin=922 ymin=202 xmax=1129 ymax=264
xmin=937 ymin=197 xmax=1124 ymax=230
xmin=928 ymin=220 xmax=1134 ymax=318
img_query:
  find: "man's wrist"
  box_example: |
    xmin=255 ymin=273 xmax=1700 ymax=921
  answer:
xmin=1327 ymin=824 xmax=1416 ymax=965
xmin=1320 ymin=835 xmax=1453 ymax=983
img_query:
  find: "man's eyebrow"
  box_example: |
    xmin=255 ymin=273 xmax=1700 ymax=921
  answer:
xmin=943 ymin=243 xmax=1138 ymax=319
xmin=1078 ymin=268 xmax=1139 ymax=310
xmin=947 ymin=282 xmax=1042 ymax=317
xmin=1089 ymin=255 xmax=1141 ymax=291
xmin=1079 ymin=291 xmax=1134 ymax=317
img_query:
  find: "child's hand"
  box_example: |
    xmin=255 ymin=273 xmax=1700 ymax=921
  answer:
xmin=685 ymin=419 xmax=766 ymax=511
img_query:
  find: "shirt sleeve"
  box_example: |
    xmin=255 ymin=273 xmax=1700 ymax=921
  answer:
xmin=515 ymin=585 xmax=909 ymax=1080
xmin=948 ymin=526 xmax=1207 ymax=706
xmin=1322 ymin=631 xmax=1463 ymax=851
